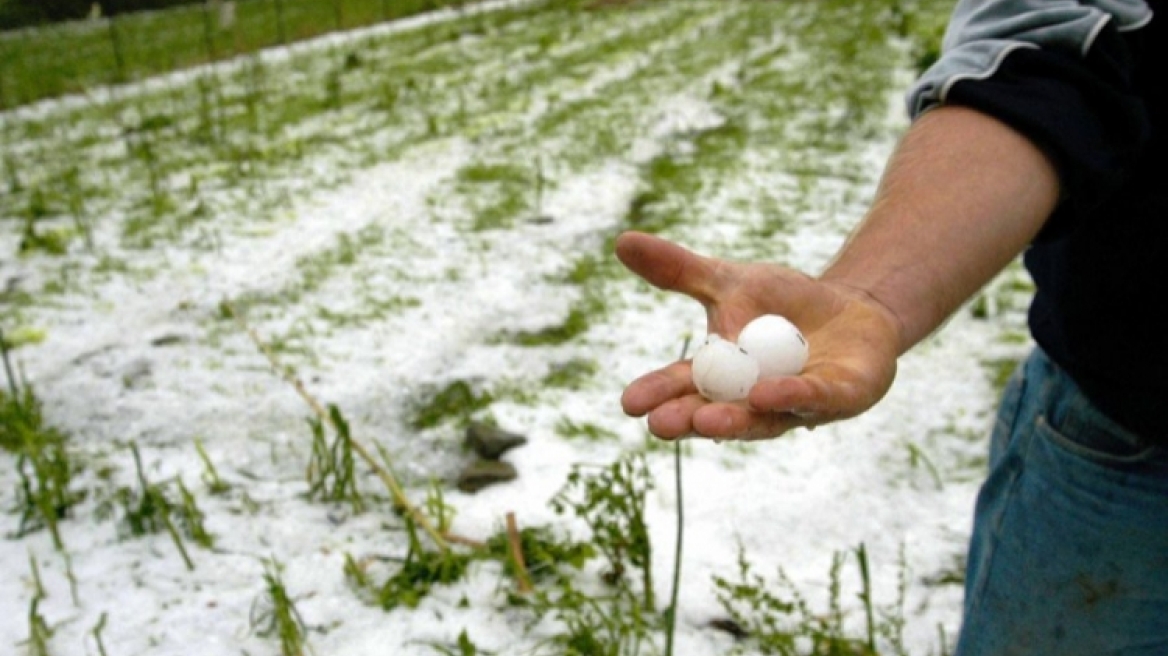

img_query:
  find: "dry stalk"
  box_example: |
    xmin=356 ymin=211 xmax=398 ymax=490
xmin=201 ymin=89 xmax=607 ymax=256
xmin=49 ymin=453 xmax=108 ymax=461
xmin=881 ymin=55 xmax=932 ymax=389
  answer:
xmin=506 ymin=511 xmax=533 ymax=594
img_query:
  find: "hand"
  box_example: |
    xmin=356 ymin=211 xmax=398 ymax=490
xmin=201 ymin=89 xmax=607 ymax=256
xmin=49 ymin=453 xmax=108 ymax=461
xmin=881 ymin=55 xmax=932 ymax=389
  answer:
xmin=615 ymin=231 xmax=902 ymax=441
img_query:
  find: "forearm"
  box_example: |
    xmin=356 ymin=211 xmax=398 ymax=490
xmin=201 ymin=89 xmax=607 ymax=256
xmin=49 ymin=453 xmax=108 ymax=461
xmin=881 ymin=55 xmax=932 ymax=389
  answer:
xmin=820 ymin=105 xmax=1060 ymax=354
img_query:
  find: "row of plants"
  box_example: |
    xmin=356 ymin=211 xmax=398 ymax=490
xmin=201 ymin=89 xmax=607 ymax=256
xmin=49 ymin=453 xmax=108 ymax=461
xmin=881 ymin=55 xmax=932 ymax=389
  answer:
xmin=0 ymin=0 xmax=476 ymax=109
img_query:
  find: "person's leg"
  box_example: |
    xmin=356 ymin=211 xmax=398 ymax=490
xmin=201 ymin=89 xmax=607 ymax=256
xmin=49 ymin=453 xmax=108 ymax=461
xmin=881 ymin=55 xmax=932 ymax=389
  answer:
xmin=956 ymin=348 xmax=1168 ymax=656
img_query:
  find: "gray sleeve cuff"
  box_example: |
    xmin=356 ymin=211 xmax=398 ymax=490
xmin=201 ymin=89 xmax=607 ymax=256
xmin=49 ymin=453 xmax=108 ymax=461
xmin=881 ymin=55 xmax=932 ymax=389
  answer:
xmin=906 ymin=0 xmax=1152 ymax=118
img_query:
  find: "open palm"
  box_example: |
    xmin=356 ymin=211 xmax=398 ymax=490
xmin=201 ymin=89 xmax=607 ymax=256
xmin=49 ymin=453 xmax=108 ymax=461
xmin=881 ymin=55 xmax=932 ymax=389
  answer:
xmin=615 ymin=231 xmax=902 ymax=441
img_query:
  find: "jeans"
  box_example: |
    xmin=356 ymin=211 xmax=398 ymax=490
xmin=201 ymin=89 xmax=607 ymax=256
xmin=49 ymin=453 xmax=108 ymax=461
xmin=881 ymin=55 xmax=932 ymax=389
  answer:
xmin=955 ymin=348 xmax=1168 ymax=656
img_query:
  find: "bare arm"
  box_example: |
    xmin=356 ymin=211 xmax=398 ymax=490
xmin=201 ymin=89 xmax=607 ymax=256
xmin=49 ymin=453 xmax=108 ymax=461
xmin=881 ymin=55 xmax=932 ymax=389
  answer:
xmin=617 ymin=104 xmax=1061 ymax=440
xmin=820 ymin=105 xmax=1060 ymax=353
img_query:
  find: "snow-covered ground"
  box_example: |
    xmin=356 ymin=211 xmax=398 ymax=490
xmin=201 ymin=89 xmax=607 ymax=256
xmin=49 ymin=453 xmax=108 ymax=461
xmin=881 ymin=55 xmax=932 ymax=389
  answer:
xmin=1 ymin=1 xmax=1037 ymax=654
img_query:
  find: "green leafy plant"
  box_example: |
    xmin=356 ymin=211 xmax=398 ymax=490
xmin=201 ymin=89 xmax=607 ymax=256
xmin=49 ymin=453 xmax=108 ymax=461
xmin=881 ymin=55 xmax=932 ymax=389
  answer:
xmin=484 ymin=524 xmax=596 ymax=590
xmin=712 ymin=543 xmax=910 ymax=656
xmin=483 ymin=452 xmax=664 ymax=656
xmin=352 ymin=516 xmax=474 ymax=612
xmin=343 ymin=478 xmax=472 ymax=612
xmin=525 ymin=578 xmax=658 ymax=656
xmin=551 ymin=452 xmax=656 ymax=611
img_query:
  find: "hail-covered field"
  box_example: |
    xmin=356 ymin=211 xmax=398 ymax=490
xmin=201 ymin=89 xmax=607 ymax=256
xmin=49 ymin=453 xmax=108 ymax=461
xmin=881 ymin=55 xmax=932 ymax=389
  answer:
xmin=0 ymin=1 xmax=1036 ymax=654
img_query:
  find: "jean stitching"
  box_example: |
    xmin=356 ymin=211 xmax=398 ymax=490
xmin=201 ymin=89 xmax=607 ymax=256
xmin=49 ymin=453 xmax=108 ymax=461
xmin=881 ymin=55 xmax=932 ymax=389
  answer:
xmin=1037 ymin=414 xmax=1158 ymax=466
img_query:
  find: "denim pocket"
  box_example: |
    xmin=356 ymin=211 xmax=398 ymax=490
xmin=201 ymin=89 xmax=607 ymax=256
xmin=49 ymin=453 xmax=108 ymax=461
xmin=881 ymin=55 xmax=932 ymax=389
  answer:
xmin=1038 ymin=391 xmax=1158 ymax=468
xmin=1036 ymin=414 xmax=1157 ymax=468
xmin=1027 ymin=347 xmax=1161 ymax=468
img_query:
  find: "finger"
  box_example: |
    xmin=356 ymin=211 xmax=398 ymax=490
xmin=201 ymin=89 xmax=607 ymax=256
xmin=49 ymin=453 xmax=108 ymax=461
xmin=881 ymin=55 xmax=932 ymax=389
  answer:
xmin=747 ymin=366 xmax=873 ymax=424
xmin=691 ymin=403 xmax=807 ymax=440
xmin=614 ymin=231 xmax=719 ymax=304
xmin=747 ymin=375 xmax=824 ymax=415
xmin=646 ymin=394 xmax=707 ymax=440
xmin=621 ymin=360 xmax=696 ymax=417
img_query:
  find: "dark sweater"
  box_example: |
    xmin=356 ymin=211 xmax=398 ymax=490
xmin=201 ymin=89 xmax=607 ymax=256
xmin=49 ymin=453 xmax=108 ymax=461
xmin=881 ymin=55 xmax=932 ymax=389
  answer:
xmin=910 ymin=0 xmax=1165 ymax=439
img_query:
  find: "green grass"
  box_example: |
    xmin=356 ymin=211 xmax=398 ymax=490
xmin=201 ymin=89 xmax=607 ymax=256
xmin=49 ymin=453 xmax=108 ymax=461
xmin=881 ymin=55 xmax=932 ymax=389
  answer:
xmin=0 ymin=0 xmax=474 ymax=109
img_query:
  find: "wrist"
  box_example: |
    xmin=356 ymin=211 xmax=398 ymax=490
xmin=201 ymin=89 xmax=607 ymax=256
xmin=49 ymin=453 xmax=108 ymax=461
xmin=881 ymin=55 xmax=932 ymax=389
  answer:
xmin=817 ymin=274 xmax=911 ymax=355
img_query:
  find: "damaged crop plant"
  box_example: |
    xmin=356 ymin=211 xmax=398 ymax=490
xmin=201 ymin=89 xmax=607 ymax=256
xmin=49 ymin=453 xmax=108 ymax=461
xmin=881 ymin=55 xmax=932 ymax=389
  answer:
xmin=1 ymin=330 xmax=83 ymax=552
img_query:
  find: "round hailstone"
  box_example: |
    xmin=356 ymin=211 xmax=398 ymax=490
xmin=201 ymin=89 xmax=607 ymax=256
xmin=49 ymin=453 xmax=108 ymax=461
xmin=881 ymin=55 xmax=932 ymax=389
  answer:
xmin=737 ymin=314 xmax=809 ymax=378
xmin=691 ymin=334 xmax=760 ymax=402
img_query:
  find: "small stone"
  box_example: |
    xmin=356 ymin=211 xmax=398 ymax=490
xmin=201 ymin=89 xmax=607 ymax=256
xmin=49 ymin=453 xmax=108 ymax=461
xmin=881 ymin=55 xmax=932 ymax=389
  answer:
xmin=465 ymin=422 xmax=527 ymax=460
xmin=457 ymin=459 xmax=517 ymax=493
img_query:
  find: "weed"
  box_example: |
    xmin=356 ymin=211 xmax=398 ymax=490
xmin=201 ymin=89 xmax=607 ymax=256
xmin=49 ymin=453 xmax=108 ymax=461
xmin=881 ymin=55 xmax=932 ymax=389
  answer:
xmin=510 ymin=491 xmax=670 ymax=655
xmin=551 ymin=452 xmax=656 ymax=611
xmin=194 ymin=437 xmax=231 ymax=495
xmin=360 ymin=515 xmax=474 ymax=611
xmin=102 ymin=442 xmax=213 ymax=570
xmin=484 ymin=524 xmax=596 ymax=590
xmin=253 ymin=558 xmax=311 ymax=656
xmin=2 ymin=335 xmax=81 ymax=550
xmin=528 ymin=581 xmax=657 ymax=656
xmin=306 ymin=405 xmax=364 ymax=513
xmin=712 ymin=542 xmax=911 ymax=655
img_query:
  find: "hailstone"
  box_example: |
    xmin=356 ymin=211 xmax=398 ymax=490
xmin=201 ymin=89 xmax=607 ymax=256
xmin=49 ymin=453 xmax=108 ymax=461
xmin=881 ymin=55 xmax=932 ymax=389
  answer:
xmin=691 ymin=335 xmax=759 ymax=402
xmin=737 ymin=314 xmax=809 ymax=378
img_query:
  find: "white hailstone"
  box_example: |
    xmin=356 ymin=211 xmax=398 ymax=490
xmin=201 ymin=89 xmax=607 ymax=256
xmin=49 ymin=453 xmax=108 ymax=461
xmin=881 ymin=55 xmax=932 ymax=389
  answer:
xmin=737 ymin=314 xmax=809 ymax=378
xmin=691 ymin=334 xmax=760 ymax=402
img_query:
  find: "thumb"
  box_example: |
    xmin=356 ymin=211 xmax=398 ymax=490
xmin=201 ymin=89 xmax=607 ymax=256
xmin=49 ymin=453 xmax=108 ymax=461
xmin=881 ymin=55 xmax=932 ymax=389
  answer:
xmin=614 ymin=231 xmax=718 ymax=304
